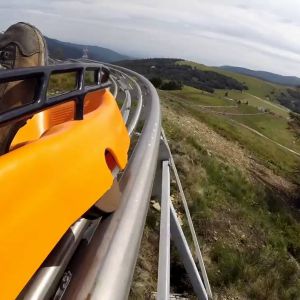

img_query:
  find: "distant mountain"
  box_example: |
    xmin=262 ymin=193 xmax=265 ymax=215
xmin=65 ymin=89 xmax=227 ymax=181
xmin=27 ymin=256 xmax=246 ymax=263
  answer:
xmin=219 ymin=66 xmax=300 ymax=87
xmin=45 ymin=36 xmax=130 ymax=62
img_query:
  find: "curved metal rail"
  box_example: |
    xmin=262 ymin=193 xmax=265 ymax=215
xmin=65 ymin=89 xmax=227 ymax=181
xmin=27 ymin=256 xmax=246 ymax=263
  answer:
xmin=61 ymin=65 xmax=161 ymax=300
xmin=82 ymin=59 xmax=143 ymax=136
xmin=110 ymin=74 xmax=118 ymax=98
xmin=14 ymin=60 xmax=210 ymax=300
xmin=108 ymin=65 xmax=143 ymax=135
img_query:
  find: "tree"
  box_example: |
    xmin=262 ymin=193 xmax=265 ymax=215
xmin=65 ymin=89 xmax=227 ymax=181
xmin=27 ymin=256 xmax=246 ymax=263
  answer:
xmin=150 ymin=77 xmax=162 ymax=88
xmin=289 ymin=112 xmax=300 ymax=141
xmin=160 ymin=80 xmax=183 ymax=90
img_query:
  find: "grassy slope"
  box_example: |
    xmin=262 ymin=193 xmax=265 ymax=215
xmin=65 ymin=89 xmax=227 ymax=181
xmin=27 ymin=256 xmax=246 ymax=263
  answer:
xmin=168 ymin=86 xmax=234 ymax=106
xmin=160 ymin=87 xmax=300 ymax=180
xmin=160 ymin=91 xmax=300 ymax=299
xmin=231 ymin=113 xmax=300 ymax=152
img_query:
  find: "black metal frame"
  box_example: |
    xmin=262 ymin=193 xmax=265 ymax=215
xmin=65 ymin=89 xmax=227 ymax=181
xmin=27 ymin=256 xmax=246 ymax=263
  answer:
xmin=0 ymin=63 xmax=111 ymax=125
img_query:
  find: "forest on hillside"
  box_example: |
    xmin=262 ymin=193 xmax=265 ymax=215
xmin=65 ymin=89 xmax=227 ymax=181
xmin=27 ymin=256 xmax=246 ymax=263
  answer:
xmin=116 ymin=58 xmax=248 ymax=93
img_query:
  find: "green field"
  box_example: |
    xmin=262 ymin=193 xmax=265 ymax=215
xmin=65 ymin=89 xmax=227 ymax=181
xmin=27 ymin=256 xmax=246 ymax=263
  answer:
xmin=215 ymin=90 xmax=290 ymax=118
xmin=231 ymin=113 xmax=300 ymax=152
xmin=162 ymin=86 xmax=234 ymax=106
xmin=186 ymin=101 xmax=300 ymax=155
xmin=159 ymin=87 xmax=300 ymax=180
xmin=205 ymin=104 xmax=260 ymax=114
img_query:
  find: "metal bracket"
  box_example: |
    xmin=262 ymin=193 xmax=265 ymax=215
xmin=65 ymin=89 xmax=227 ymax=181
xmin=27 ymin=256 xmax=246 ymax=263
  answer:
xmin=156 ymin=134 xmax=212 ymax=300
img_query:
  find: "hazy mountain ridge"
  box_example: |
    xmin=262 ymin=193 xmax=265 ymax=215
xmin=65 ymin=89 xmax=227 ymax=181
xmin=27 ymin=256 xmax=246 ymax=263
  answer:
xmin=220 ymin=65 xmax=300 ymax=87
xmin=45 ymin=36 xmax=130 ymax=62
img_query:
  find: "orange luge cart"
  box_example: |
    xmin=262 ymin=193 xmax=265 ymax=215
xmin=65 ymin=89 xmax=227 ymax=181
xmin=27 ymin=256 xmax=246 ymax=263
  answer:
xmin=0 ymin=64 xmax=130 ymax=299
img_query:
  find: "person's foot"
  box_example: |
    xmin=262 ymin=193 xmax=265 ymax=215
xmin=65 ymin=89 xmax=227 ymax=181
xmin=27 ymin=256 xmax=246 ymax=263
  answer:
xmin=0 ymin=22 xmax=48 ymax=70
xmin=0 ymin=22 xmax=48 ymax=154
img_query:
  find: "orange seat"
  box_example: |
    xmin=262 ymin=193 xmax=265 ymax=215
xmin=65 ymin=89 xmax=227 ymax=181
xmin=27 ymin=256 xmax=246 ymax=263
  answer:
xmin=0 ymin=89 xmax=130 ymax=299
xmin=12 ymin=89 xmax=104 ymax=147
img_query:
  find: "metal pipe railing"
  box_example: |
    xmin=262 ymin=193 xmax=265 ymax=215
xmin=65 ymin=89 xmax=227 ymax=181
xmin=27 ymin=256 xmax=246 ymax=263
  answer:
xmin=18 ymin=219 xmax=90 ymax=300
xmin=106 ymin=65 xmax=143 ymax=136
xmin=110 ymin=75 xmax=118 ymax=98
xmin=73 ymin=59 xmax=143 ymax=135
xmin=113 ymin=71 xmax=132 ymax=125
xmin=121 ymin=89 xmax=131 ymax=124
xmin=16 ymin=59 xmax=211 ymax=299
xmin=62 ymin=65 xmax=161 ymax=300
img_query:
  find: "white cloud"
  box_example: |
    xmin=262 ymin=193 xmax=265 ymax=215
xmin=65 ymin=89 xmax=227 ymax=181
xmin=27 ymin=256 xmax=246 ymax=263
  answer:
xmin=0 ymin=0 xmax=300 ymax=76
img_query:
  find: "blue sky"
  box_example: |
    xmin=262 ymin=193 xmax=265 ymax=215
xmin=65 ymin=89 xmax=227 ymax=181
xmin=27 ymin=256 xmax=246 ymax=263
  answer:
xmin=1 ymin=0 xmax=300 ymax=76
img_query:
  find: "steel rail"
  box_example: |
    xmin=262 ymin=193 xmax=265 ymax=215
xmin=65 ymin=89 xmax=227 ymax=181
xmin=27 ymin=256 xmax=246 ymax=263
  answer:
xmin=83 ymin=60 xmax=143 ymax=136
xmin=105 ymin=65 xmax=143 ymax=135
xmin=18 ymin=62 xmax=140 ymax=300
xmin=110 ymin=74 xmax=118 ymax=98
xmin=111 ymin=70 xmax=132 ymax=125
xmin=13 ymin=59 xmax=210 ymax=299
xmin=120 ymin=89 xmax=131 ymax=124
xmin=18 ymin=219 xmax=90 ymax=300
xmin=74 ymin=59 xmax=140 ymax=133
xmin=19 ymin=66 xmax=134 ymax=299
xmin=62 ymin=65 xmax=161 ymax=300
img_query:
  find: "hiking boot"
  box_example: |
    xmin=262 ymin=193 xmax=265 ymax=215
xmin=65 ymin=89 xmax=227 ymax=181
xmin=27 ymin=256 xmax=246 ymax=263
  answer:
xmin=0 ymin=22 xmax=48 ymax=154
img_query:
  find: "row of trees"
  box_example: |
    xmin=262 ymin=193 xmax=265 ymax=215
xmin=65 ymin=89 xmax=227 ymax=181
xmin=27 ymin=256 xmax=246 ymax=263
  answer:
xmin=150 ymin=77 xmax=183 ymax=90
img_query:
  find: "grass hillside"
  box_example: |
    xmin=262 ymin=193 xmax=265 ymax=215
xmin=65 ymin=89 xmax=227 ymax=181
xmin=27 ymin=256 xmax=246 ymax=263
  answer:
xmin=133 ymin=83 xmax=300 ymax=298
xmin=160 ymin=94 xmax=300 ymax=299
xmin=131 ymin=60 xmax=300 ymax=299
xmin=162 ymin=87 xmax=300 ymax=180
xmin=177 ymin=60 xmax=283 ymax=101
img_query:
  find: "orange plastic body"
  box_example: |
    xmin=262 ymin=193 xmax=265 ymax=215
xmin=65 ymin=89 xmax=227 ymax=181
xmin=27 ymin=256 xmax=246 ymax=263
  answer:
xmin=0 ymin=89 xmax=130 ymax=299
